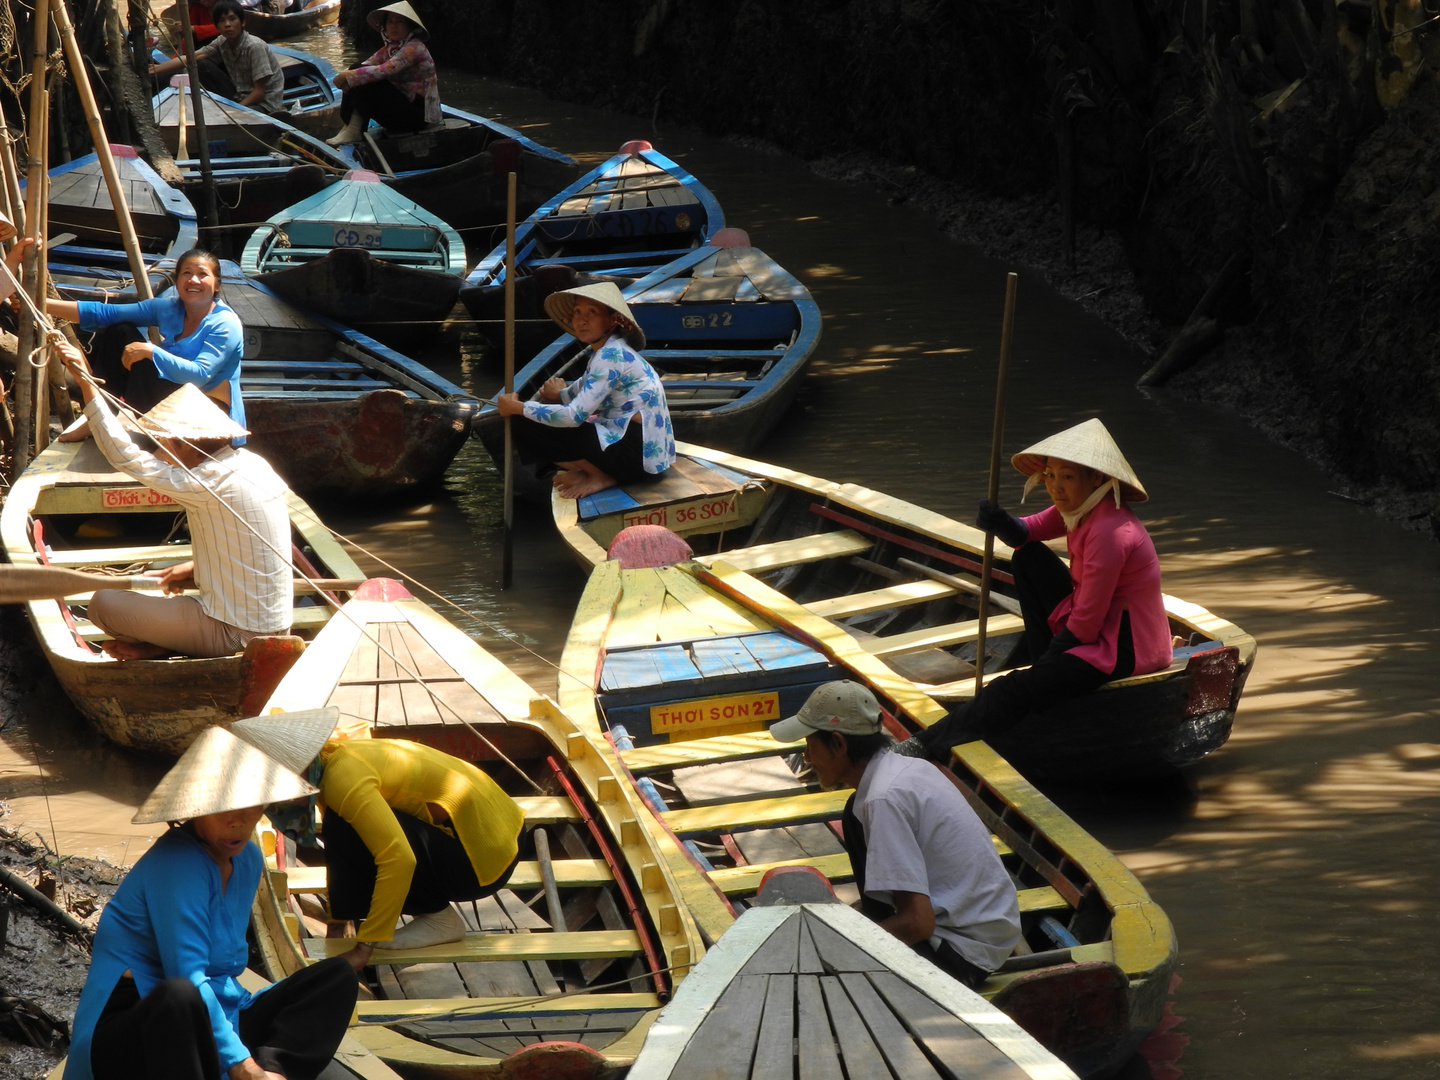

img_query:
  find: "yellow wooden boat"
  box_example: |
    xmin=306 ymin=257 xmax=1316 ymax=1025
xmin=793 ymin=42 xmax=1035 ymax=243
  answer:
xmin=554 ymin=441 xmax=1257 ymax=781
xmin=0 ymin=437 xmax=364 ymax=757
xmin=248 ymin=579 xmax=705 ymax=1078
xmin=557 ymin=557 xmax=1179 ymax=1077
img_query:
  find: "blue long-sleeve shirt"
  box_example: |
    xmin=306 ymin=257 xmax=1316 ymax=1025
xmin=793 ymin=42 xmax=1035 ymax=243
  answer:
xmin=77 ymin=296 xmax=246 ymax=442
xmin=68 ymin=827 xmax=267 ymax=1079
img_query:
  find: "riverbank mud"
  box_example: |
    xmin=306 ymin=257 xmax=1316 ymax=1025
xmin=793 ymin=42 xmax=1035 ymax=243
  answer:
xmin=340 ymin=0 xmax=1440 ymax=537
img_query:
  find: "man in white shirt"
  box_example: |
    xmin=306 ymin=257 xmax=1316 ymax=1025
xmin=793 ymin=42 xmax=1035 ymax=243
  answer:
xmin=56 ymin=341 xmax=293 ymax=660
xmin=769 ymin=680 xmax=1021 ymax=987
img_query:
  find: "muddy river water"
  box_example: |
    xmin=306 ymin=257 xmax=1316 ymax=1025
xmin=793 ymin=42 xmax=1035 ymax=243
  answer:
xmin=1 ymin=30 xmax=1436 ymax=1079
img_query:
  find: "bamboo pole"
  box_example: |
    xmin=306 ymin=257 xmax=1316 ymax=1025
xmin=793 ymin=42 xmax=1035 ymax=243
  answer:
xmin=501 ymin=171 xmax=517 ymax=589
xmin=172 ymin=0 xmax=219 ymax=234
xmin=13 ymin=0 xmax=53 ymax=480
xmin=974 ymin=273 xmax=1018 ymax=697
xmin=51 ymin=0 xmax=155 ymax=303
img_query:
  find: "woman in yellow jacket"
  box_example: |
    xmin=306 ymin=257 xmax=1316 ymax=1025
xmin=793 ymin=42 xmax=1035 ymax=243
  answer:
xmin=319 ymin=739 xmax=525 ymax=951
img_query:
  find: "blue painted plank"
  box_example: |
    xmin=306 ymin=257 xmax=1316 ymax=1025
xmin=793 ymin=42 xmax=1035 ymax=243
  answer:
xmin=579 ymin=487 xmax=642 ymax=519
xmin=601 ymin=645 xmax=701 ymax=691
xmin=684 ymin=459 xmax=755 ymax=487
xmin=691 ymin=637 xmax=765 ymax=678
xmin=742 ymin=633 xmax=829 ymax=671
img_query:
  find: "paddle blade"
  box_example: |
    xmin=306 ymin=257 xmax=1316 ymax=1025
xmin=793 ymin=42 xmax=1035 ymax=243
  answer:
xmin=0 ymin=565 xmax=153 ymax=603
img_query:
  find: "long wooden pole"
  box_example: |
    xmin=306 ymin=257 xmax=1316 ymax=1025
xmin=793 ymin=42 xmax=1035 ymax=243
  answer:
xmin=974 ymin=272 xmax=1018 ymax=697
xmin=13 ymin=0 xmax=52 ymax=480
xmin=501 ymin=171 xmax=517 ymax=589
xmin=172 ymin=0 xmax=219 ymax=234
xmin=51 ymin=0 xmax=154 ymax=303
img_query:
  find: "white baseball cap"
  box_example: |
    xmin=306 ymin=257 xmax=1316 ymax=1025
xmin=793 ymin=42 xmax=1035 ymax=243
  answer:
xmin=768 ymin=681 xmax=882 ymax=743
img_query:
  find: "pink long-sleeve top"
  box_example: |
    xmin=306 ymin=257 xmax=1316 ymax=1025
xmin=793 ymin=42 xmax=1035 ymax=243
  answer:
xmin=350 ymin=36 xmax=441 ymax=124
xmin=1019 ymin=500 xmax=1173 ymax=676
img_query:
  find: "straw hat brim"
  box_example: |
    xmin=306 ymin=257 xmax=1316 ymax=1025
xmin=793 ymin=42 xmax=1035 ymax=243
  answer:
xmin=133 ymin=726 xmax=317 ymax=824
xmin=543 ymin=282 xmax=646 ymax=352
xmin=137 ymin=382 xmax=249 ymax=442
xmin=367 ymin=1 xmax=428 ymax=39
xmin=1011 ymin=417 xmax=1148 ymax=502
xmin=0 ymin=210 xmax=15 ymax=244
xmin=228 ymin=707 xmax=340 ymax=774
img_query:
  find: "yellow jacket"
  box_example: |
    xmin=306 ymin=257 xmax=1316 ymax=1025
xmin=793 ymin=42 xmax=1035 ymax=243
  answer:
xmin=319 ymin=738 xmax=525 ymax=943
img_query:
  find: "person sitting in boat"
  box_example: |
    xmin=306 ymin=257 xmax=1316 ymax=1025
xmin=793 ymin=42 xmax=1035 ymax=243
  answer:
xmin=899 ymin=418 xmax=1173 ymax=760
xmin=317 ymin=737 xmax=526 ymax=951
xmin=67 ymin=712 xmax=362 ymax=1080
xmin=495 ymin=281 xmax=675 ymax=499
xmin=55 ymin=340 xmax=292 ymax=662
xmin=326 ymin=1 xmax=440 ymax=147
xmin=42 ymin=247 xmax=245 ymax=444
xmin=769 ymin=681 xmax=1021 ymax=988
xmin=150 ymin=0 xmax=287 ymax=115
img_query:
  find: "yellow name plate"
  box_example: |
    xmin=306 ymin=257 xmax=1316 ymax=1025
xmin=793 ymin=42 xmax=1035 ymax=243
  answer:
xmin=651 ymin=690 xmax=780 ymax=737
xmin=621 ymin=493 xmax=741 ymax=534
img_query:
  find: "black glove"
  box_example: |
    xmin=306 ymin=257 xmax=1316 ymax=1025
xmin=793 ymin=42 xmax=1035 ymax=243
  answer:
xmin=976 ymin=499 xmax=1028 ymax=548
xmin=1041 ymin=628 xmax=1081 ymax=663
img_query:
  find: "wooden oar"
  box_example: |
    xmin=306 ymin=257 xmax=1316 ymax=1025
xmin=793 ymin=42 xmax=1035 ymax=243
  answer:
xmin=0 ymin=565 xmax=366 ymax=603
xmin=974 ymin=273 xmax=1018 ymax=697
xmin=501 ymin=171 xmax=517 ymax=589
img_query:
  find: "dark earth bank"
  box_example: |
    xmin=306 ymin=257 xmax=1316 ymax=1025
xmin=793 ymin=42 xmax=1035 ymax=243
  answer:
xmin=340 ymin=0 xmax=1440 ymax=537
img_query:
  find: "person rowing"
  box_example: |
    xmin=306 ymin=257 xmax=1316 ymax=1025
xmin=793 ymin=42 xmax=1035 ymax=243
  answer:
xmin=899 ymin=418 xmax=1173 ymax=758
xmin=66 ymin=711 xmax=360 ymax=1080
xmin=494 ymin=281 xmax=675 ymax=499
xmin=54 ymin=339 xmax=292 ymax=662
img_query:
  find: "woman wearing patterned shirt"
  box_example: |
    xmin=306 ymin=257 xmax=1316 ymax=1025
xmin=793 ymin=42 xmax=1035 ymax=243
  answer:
xmin=496 ymin=282 xmax=676 ymax=499
xmin=327 ymin=1 xmax=440 ymax=146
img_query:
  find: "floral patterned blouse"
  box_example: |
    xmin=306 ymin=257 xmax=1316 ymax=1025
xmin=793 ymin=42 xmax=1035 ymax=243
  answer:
xmin=350 ymin=35 xmax=441 ymax=124
xmin=522 ymin=333 xmax=675 ymax=475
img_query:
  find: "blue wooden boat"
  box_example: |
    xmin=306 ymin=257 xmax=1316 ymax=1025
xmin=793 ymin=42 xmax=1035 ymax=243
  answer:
xmin=270 ymin=45 xmax=341 ymax=137
xmin=459 ymin=140 xmax=725 ymax=359
xmin=340 ymin=102 xmax=580 ymax=244
xmin=471 ymin=230 xmax=820 ymax=501
xmin=239 ymin=169 xmax=467 ymax=343
xmin=34 ymin=147 xmax=197 ymax=260
xmin=45 ymin=257 xmax=479 ymax=500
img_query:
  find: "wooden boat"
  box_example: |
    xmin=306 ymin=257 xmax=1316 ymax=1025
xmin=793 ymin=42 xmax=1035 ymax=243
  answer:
xmin=151 ymin=85 xmax=354 ymax=241
xmin=46 ymin=259 xmax=479 ymax=500
xmin=345 ymin=103 xmax=580 ymax=241
xmin=29 ymin=147 xmax=198 ymax=260
xmin=459 ymin=140 xmax=725 ymax=360
xmin=239 ymin=169 xmax=466 ymax=343
xmin=628 ymin=868 xmax=1079 ymax=1080
xmin=557 ymin=555 xmax=1179 ymax=1076
xmin=0 ymin=438 xmax=364 ymax=758
xmin=158 ymin=0 xmax=341 ymax=43
xmin=271 ymin=45 xmax=342 ymax=137
xmin=249 ymin=578 xmax=707 ymax=1078
xmin=550 ymin=442 xmax=1257 ymax=780
xmin=470 ymin=231 xmax=821 ymax=497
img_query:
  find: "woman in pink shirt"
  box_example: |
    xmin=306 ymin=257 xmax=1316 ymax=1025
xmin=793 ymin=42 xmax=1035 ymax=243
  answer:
xmin=906 ymin=418 xmax=1173 ymax=758
xmin=327 ymin=1 xmax=440 ymax=146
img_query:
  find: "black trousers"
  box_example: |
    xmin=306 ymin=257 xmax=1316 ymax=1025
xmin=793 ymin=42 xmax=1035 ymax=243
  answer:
xmin=917 ymin=541 xmax=1134 ymax=753
xmin=322 ymin=806 xmax=519 ymax=921
xmin=340 ymin=81 xmax=425 ymax=133
xmin=510 ymin=414 xmax=653 ymax=486
xmin=91 ymin=956 xmax=357 ymax=1080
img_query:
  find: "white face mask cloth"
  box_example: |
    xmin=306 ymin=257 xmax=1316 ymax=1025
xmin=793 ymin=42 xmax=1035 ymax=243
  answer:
xmin=1060 ymin=477 xmax=1119 ymax=531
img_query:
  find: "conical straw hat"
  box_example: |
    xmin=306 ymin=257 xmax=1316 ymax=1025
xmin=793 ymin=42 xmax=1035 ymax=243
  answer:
xmin=1011 ymin=417 xmax=1148 ymax=503
xmin=132 ymin=726 xmax=318 ymax=824
xmin=544 ymin=282 xmax=646 ymax=352
xmin=135 ymin=382 xmax=249 ymax=442
xmin=0 ymin=209 xmax=15 ymax=244
xmin=229 ymin=708 xmax=340 ymax=774
xmin=367 ymin=1 xmax=428 ymax=40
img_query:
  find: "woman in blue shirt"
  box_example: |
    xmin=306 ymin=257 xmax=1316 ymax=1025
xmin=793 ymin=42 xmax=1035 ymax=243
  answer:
xmin=45 ymin=248 xmax=246 ymax=442
xmin=67 ymin=714 xmax=361 ymax=1080
xmin=495 ymin=282 xmax=674 ymax=499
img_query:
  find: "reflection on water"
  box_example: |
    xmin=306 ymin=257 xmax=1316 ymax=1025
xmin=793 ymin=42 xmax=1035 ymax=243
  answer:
xmin=1 ymin=23 xmax=1435 ymax=1078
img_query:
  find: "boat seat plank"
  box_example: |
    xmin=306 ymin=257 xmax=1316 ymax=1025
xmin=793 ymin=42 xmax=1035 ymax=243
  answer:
xmin=41 ymin=544 xmax=191 ymax=567
xmin=242 ymin=360 xmax=368 ymax=373
xmin=514 ymin=796 xmax=583 ymax=824
xmin=736 ymin=631 xmax=832 ymax=672
xmin=861 ymin=614 xmax=1026 ymax=658
xmin=242 ymin=378 xmax=392 ymax=390
xmin=797 ymin=975 xmax=845 ymax=1080
xmin=304 ymin=929 xmax=640 ymax=964
xmin=710 ymin=853 xmax=853 ymax=895
xmin=671 ymin=757 xmax=809 ymax=807
xmin=805 ymin=580 xmax=958 ymax=621
xmin=602 ymin=643 xmax=701 ymax=690
xmin=694 ymin=530 xmax=873 ymax=573
xmin=671 ymin=974 xmax=769 ymax=1077
xmin=621 ymin=731 xmax=803 ymax=772
xmin=662 ymin=790 xmax=848 ymax=837
xmin=864 ymin=971 xmax=1033 ymax=1079
xmin=392 ymin=958 xmax=469 ymax=1000
xmin=820 ymin=974 xmax=900 ymax=1079
xmin=244 ymin=391 xmax=422 ymax=401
